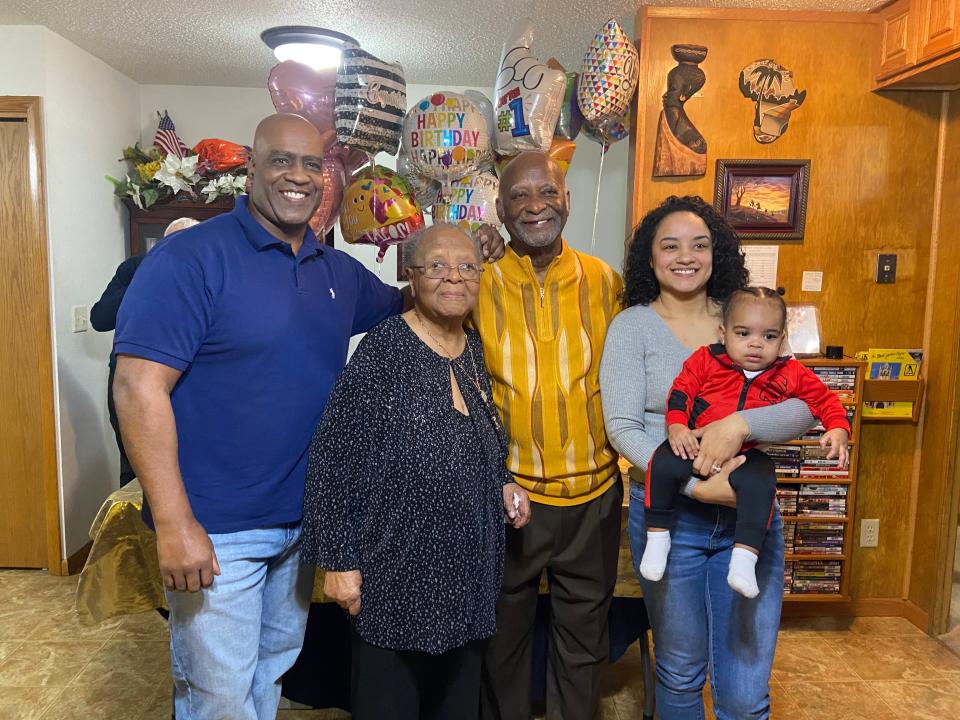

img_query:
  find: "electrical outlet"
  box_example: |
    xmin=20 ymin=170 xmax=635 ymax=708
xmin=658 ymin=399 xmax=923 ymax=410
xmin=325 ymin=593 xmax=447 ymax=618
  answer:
xmin=71 ymin=305 xmax=88 ymax=333
xmin=860 ymin=518 xmax=879 ymax=547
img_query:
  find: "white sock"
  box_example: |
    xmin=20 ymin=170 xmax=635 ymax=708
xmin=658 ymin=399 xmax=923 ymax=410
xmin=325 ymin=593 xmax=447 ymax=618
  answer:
xmin=727 ymin=547 xmax=760 ymax=598
xmin=640 ymin=531 xmax=672 ymax=582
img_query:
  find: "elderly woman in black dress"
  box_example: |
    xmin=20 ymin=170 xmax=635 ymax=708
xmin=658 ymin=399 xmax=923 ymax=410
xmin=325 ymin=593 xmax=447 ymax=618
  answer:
xmin=300 ymin=224 xmax=531 ymax=720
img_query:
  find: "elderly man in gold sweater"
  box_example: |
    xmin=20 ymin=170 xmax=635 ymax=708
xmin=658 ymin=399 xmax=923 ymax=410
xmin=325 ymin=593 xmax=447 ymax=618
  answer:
xmin=473 ymin=151 xmax=623 ymax=720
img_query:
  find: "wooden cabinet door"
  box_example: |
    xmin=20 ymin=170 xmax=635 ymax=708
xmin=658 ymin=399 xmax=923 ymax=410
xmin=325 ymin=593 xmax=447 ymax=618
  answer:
xmin=918 ymin=0 xmax=960 ymax=61
xmin=878 ymin=0 xmax=917 ymax=79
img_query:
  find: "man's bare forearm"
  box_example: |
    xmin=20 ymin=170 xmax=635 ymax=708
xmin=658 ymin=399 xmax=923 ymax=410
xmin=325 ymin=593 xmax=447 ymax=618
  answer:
xmin=113 ymin=357 xmax=193 ymax=528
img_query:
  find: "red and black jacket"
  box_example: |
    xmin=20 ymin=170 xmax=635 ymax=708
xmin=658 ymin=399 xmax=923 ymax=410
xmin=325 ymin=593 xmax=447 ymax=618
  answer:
xmin=665 ymin=344 xmax=850 ymax=436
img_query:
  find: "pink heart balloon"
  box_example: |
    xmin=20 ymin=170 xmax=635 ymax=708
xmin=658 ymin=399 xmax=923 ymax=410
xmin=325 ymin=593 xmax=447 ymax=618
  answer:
xmin=326 ymin=143 xmax=369 ymax=177
xmin=309 ymin=155 xmax=346 ymax=237
xmin=268 ymin=61 xmax=337 ymax=135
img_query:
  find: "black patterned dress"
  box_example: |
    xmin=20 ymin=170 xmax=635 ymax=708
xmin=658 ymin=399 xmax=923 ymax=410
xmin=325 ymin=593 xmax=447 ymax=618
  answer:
xmin=300 ymin=315 xmax=511 ymax=654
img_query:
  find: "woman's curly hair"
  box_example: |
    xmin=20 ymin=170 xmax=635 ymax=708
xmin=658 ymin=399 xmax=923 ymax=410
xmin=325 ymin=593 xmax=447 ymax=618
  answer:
xmin=621 ymin=195 xmax=748 ymax=308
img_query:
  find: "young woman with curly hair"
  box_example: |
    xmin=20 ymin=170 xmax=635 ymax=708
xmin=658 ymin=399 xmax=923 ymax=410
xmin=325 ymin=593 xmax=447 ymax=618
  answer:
xmin=599 ymin=196 xmax=815 ymax=719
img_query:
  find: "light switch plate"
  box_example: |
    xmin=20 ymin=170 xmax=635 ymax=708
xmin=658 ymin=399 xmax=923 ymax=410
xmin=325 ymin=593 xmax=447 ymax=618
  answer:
xmin=71 ymin=305 xmax=88 ymax=333
xmin=876 ymin=254 xmax=897 ymax=284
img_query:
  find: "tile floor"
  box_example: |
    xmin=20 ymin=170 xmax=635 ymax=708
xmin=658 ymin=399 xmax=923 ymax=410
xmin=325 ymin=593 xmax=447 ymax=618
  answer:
xmin=2 ymin=570 xmax=960 ymax=719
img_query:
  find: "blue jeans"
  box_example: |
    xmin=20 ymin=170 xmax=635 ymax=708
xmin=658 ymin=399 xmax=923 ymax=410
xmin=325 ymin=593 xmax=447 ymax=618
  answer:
xmin=165 ymin=524 xmax=314 ymax=720
xmin=628 ymin=483 xmax=784 ymax=720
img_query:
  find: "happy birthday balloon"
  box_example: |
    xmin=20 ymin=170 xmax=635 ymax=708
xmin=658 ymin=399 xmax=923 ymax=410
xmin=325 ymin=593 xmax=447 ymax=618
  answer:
xmin=268 ymin=61 xmax=337 ymax=135
xmin=493 ymin=21 xmax=566 ymax=155
xmin=335 ymin=44 xmax=407 ymax=156
xmin=402 ymin=92 xmax=490 ymax=186
xmin=397 ymin=151 xmax=442 ymax=210
xmin=578 ymin=18 xmax=639 ymax=125
xmin=432 ymin=171 xmax=500 ymax=234
xmin=463 ymin=90 xmax=497 ymax=171
xmin=339 ymin=166 xmax=425 ymax=261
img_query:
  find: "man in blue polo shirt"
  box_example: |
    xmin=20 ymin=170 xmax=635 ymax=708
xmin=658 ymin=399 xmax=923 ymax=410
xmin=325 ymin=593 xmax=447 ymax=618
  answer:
xmin=112 ymin=114 xmax=501 ymax=719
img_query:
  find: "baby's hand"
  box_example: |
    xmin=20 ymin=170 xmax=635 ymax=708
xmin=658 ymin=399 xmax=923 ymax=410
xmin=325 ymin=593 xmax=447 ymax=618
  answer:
xmin=820 ymin=428 xmax=850 ymax=468
xmin=668 ymin=423 xmax=700 ymax=460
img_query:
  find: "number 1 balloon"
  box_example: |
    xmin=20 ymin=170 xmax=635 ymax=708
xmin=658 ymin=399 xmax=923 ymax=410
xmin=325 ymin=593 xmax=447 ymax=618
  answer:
xmin=492 ymin=20 xmax=565 ymax=155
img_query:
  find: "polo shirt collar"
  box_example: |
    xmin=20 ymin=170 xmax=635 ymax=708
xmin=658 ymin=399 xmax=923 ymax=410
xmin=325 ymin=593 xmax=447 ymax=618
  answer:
xmin=231 ymin=195 xmax=323 ymax=256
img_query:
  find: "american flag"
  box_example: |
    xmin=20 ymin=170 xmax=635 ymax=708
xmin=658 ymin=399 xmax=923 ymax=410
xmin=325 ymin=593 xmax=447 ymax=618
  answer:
xmin=153 ymin=110 xmax=190 ymax=158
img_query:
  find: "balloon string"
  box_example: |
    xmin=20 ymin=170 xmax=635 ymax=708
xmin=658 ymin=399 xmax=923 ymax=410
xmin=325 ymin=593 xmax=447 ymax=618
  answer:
xmin=370 ymin=153 xmax=381 ymax=264
xmin=590 ymin=144 xmax=606 ymax=252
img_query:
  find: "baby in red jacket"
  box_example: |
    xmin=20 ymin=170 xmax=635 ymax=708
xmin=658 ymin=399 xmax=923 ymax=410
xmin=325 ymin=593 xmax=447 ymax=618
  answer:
xmin=641 ymin=287 xmax=850 ymax=597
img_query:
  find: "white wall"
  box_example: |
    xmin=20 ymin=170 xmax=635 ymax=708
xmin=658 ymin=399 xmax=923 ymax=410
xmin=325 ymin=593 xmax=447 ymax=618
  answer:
xmin=0 ymin=26 xmax=47 ymax=94
xmin=1 ymin=25 xmax=140 ymax=559
xmin=138 ymin=85 xmax=274 ymax=150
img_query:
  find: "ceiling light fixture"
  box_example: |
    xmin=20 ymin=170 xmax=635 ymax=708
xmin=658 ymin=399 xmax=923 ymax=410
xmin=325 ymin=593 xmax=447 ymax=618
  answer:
xmin=260 ymin=26 xmax=357 ymax=71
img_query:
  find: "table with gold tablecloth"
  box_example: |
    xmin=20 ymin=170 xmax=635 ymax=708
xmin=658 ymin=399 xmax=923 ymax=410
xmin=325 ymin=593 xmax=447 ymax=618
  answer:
xmin=77 ymin=478 xmax=642 ymax=626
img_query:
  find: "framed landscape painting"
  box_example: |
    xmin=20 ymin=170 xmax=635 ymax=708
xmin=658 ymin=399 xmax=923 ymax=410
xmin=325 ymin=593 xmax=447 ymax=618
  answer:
xmin=714 ymin=159 xmax=810 ymax=241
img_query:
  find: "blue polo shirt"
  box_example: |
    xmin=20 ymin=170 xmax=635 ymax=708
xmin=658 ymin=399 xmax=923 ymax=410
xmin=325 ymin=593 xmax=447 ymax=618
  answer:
xmin=114 ymin=196 xmax=403 ymax=533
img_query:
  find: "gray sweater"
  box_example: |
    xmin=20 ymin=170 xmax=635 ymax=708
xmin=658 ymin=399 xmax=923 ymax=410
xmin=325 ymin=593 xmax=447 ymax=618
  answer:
xmin=599 ymin=304 xmax=814 ymax=491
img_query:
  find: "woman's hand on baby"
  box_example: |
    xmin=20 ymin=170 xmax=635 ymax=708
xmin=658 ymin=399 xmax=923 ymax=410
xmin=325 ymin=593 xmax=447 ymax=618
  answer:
xmin=668 ymin=423 xmax=700 ymax=460
xmin=690 ymin=414 xmax=750 ymax=476
xmin=690 ymin=455 xmax=746 ymax=509
xmin=820 ymin=428 xmax=850 ymax=467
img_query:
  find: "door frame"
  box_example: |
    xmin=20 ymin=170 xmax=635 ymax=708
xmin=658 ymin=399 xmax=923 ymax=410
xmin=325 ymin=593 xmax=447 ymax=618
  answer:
xmin=0 ymin=96 xmax=63 ymax=574
xmin=934 ymin=330 xmax=960 ymax=634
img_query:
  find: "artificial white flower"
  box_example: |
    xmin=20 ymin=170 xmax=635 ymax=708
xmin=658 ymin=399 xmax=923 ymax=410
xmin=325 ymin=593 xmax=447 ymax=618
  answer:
xmin=202 ymin=173 xmax=248 ymax=202
xmin=128 ymin=179 xmax=143 ymax=209
xmin=154 ymin=154 xmax=201 ymax=195
xmin=201 ymin=179 xmax=220 ymax=203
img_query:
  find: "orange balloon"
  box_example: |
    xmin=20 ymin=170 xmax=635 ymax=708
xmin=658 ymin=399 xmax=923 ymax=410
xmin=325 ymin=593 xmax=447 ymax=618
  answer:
xmin=192 ymin=139 xmax=249 ymax=172
xmin=548 ymin=138 xmax=576 ymax=174
xmin=493 ymin=139 xmax=576 ymax=178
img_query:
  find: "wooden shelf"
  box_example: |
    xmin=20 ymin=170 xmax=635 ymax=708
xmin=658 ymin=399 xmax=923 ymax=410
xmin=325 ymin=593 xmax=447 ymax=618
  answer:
xmin=786 ymin=439 xmax=857 ymax=446
xmin=777 ymin=477 xmax=851 ymax=484
xmin=861 ymin=378 xmax=925 ymax=423
xmin=784 ymin=593 xmax=849 ymax=602
xmin=782 ymin=515 xmax=848 ymax=523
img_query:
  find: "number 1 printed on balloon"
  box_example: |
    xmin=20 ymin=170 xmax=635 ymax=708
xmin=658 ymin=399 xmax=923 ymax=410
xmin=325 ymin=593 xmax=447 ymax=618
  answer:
xmin=508 ymin=97 xmax=531 ymax=138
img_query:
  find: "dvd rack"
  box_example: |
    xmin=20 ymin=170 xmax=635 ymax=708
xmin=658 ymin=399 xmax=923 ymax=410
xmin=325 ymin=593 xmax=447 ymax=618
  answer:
xmin=772 ymin=359 xmax=865 ymax=601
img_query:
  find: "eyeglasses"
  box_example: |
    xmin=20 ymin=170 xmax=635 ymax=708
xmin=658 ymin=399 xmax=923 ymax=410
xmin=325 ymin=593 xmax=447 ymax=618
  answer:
xmin=409 ymin=261 xmax=484 ymax=281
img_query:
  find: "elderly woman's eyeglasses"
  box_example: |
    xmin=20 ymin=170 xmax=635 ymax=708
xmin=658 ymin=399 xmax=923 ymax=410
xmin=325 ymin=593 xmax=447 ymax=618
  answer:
xmin=409 ymin=261 xmax=485 ymax=281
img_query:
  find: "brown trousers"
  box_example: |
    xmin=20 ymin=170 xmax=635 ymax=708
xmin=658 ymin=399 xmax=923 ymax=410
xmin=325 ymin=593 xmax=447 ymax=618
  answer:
xmin=481 ymin=481 xmax=623 ymax=720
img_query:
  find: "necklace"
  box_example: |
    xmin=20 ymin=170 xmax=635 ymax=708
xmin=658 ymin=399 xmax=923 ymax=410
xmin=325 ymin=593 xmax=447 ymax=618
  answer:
xmin=414 ymin=310 xmax=491 ymax=407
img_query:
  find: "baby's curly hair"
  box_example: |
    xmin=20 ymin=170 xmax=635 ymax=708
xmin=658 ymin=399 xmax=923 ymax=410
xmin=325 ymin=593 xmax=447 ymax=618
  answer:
xmin=622 ymin=195 xmax=748 ymax=308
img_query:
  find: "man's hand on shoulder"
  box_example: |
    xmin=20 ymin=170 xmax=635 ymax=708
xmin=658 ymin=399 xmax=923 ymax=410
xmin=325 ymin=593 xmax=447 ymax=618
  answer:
xmin=476 ymin=224 xmax=505 ymax=262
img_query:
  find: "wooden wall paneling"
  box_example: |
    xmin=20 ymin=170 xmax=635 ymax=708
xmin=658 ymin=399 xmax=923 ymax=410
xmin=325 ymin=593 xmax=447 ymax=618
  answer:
xmin=629 ymin=9 xmax=944 ymax=604
xmin=851 ymin=425 xmax=918 ymax=597
xmin=909 ymin=90 xmax=960 ymax=628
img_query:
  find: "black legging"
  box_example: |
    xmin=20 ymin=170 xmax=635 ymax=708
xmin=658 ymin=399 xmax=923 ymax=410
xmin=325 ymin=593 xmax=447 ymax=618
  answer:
xmin=645 ymin=444 xmax=776 ymax=550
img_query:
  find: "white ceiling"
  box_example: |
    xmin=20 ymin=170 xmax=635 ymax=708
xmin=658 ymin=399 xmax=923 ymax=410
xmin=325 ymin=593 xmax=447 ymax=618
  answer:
xmin=1 ymin=0 xmax=886 ymax=87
